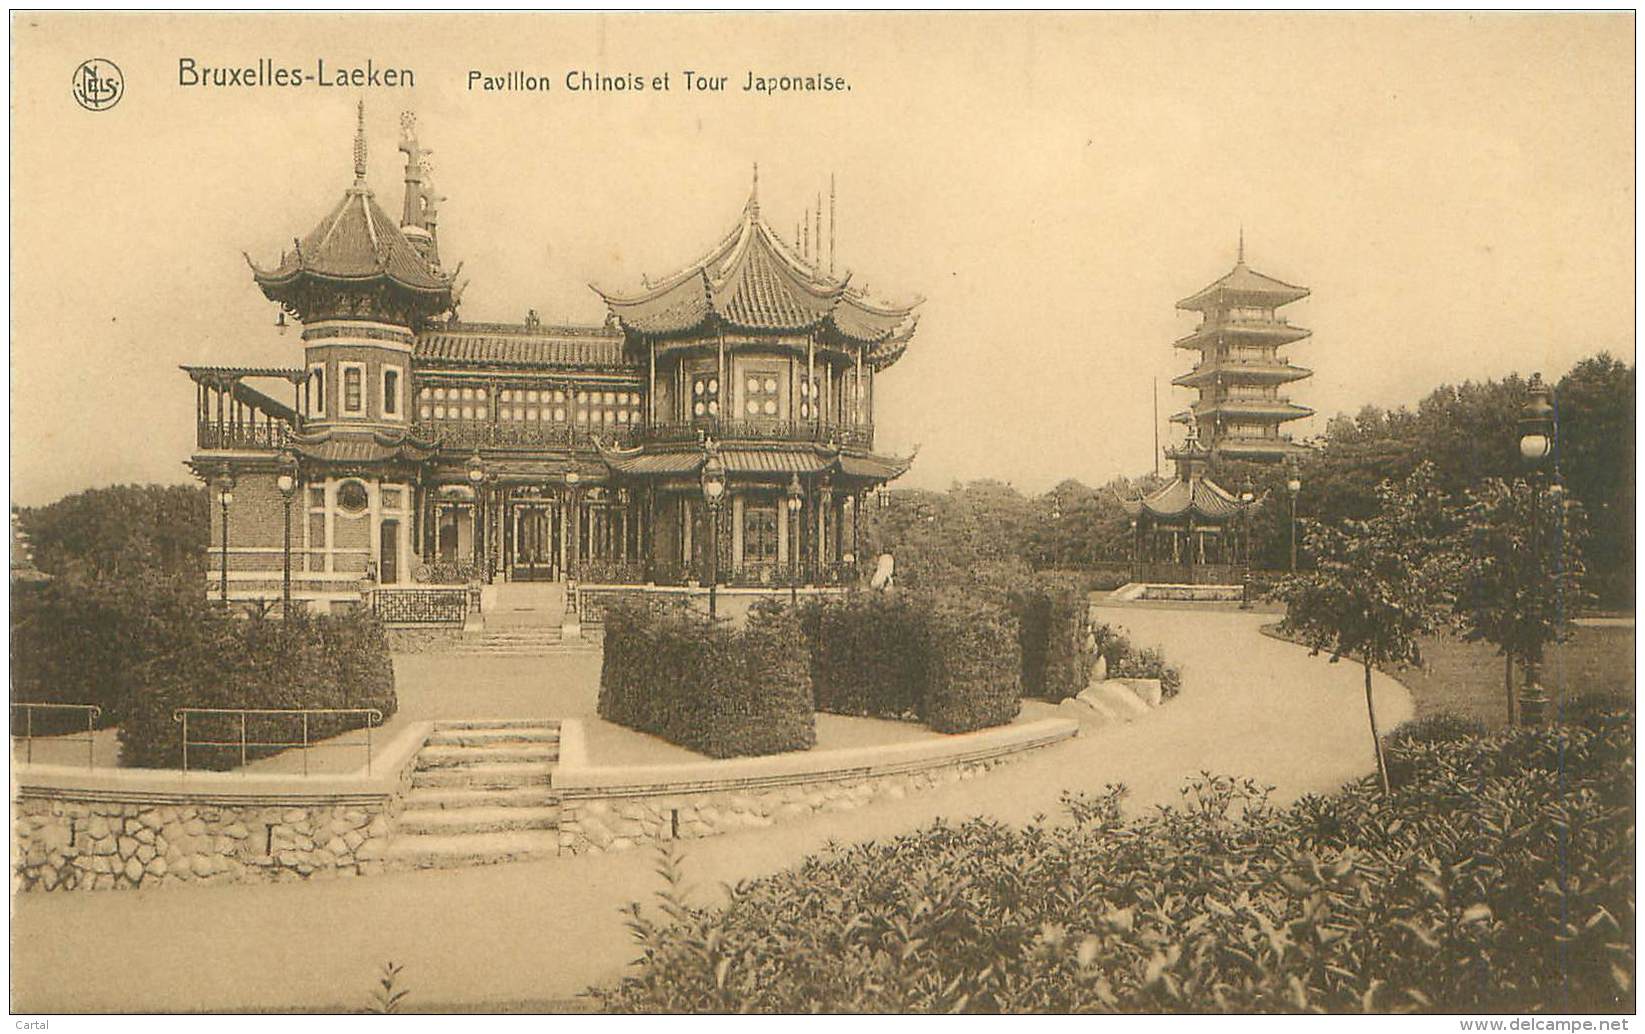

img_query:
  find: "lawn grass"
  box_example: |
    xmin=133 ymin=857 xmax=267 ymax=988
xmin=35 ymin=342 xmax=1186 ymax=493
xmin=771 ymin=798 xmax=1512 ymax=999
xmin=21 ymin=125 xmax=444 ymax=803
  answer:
xmin=1395 ymin=626 xmax=1635 ymax=730
xmin=1264 ymin=621 xmax=1635 ymax=732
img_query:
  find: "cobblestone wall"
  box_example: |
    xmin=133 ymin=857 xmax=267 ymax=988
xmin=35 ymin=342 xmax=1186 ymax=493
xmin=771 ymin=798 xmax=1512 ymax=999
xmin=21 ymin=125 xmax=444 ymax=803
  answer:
xmin=559 ymin=751 xmax=1029 ymax=856
xmin=11 ymin=798 xmax=401 ymax=891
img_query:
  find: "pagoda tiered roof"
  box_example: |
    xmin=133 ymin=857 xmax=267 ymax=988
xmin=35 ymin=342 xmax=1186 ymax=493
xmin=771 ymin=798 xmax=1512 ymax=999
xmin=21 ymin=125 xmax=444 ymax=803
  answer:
xmin=1171 ymin=360 xmax=1313 ymax=388
xmin=1172 ymin=319 xmax=1312 ymax=349
xmin=1120 ymin=476 xmax=1252 ymax=523
xmin=1171 ymin=399 xmax=1315 ymax=423
xmin=592 ymin=180 xmax=919 ymax=354
xmin=1177 ymin=260 xmax=1309 ymax=312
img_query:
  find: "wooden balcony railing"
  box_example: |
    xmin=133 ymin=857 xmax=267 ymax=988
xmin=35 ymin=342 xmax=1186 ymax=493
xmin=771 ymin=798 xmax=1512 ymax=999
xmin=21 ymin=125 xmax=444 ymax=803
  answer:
xmin=197 ymin=420 xmax=293 ymax=452
xmin=413 ymin=420 xmax=642 ymax=451
xmin=637 ymin=419 xmax=874 ymax=449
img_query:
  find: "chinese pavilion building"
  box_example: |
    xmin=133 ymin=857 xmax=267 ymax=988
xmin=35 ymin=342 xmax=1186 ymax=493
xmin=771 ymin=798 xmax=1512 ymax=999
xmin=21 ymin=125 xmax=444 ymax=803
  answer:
xmin=1121 ymin=418 xmax=1261 ymax=587
xmin=1170 ymin=237 xmax=1313 ymax=461
xmin=184 ymin=105 xmax=918 ymax=611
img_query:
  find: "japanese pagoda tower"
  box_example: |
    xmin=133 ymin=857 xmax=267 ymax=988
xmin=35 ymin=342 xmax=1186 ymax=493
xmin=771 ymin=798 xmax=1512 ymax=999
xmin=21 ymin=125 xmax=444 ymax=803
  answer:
xmin=1170 ymin=236 xmax=1313 ymax=461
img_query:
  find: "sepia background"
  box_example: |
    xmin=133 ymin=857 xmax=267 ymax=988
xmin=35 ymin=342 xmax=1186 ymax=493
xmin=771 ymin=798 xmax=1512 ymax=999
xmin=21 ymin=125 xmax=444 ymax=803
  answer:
xmin=10 ymin=11 xmax=1634 ymax=506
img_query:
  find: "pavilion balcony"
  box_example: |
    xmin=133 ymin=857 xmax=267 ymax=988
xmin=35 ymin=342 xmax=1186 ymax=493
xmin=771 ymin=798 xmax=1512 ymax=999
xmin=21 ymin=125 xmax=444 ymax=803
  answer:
xmin=636 ymin=419 xmax=874 ymax=450
xmin=196 ymin=419 xmax=295 ymax=452
xmin=413 ymin=420 xmax=642 ymax=451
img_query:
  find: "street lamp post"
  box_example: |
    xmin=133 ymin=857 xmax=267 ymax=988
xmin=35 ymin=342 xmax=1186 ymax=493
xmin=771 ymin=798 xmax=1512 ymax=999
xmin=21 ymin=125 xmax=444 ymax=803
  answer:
xmin=467 ymin=452 xmax=486 ymax=581
xmin=786 ymin=474 xmax=803 ymax=608
xmin=1238 ymin=477 xmax=1256 ymax=609
xmin=700 ymin=445 xmax=726 ymax=618
xmin=1286 ymin=457 xmax=1302 ymax=573
xmin=216 ymin=473 xmax=236 ymax=605
xmin=565 ymin=469 xmax=581 ymax=582
xmin=1516 ymin=372 xmax=1557 ymax=725
xmin=276 ymin=453 xmax=298 ymax=617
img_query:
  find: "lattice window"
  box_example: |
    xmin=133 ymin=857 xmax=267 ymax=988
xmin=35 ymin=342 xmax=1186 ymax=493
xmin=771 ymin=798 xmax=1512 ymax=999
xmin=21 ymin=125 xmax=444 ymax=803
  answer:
xmin=690 ymin=374 xmax=720 ymax=420
xmin=743 ymin=372 xmax=780 ymax=419
xmin=743 ymin=503 xmax=778 ymax=562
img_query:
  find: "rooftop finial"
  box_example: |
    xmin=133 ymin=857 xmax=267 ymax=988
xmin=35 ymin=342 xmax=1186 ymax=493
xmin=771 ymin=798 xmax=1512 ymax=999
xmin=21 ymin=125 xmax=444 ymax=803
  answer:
xmin=353 ymin=99 xmax=367 ymax=183
xmin=1237 ymin=225 xmax=1245 ymax=265
xmin=749 ymin=162 xmax=759 ymax=217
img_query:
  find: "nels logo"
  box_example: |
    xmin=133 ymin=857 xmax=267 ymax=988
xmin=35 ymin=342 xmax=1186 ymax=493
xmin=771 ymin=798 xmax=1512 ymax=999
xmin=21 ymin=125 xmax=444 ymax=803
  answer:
xmin=72 ymin=58 xmax=123 ymax=111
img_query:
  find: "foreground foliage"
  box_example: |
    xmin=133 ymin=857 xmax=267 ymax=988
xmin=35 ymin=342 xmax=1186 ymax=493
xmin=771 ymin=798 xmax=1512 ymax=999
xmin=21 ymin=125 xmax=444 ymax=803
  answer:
xmin=592 ymin=706 xmax=1634 ymax=1014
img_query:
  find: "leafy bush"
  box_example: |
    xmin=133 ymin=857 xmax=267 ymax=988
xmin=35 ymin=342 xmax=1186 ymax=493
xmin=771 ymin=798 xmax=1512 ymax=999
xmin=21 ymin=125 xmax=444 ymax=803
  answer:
xmin=599 ymin=598 xmax=815 ymax=758
xmin=1005 ymin=574 xmax=1094 ymax=703
xmin=593 ymin=707 xmax=1635 ymax=1014
xmin=1385 ymin=712 xmax=1488 ymax=746
xmin=119 ymin=608 xmax=397 ymax=769
xmin=801 ymin=591 xmax=926 ymax=720
xmin=1092 ymin=622 xmax=1183 ymax=700
xmin=10 ymin=570 xmax=210 ymax=731
xmin=801 ymin=590 xmax=1021 ymax=734
xmin=920 ymin=593 xmax=1022 ymax=734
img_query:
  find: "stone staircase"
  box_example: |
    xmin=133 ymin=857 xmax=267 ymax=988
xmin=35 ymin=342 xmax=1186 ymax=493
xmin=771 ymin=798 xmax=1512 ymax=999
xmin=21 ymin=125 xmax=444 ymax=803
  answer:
xmin=448 ymin=626 xmax=600 ymax=657
xmin=452 ymin=582 xmax=600 ymax=656
xmin=385 ymin=719 xmax=563 ymax=870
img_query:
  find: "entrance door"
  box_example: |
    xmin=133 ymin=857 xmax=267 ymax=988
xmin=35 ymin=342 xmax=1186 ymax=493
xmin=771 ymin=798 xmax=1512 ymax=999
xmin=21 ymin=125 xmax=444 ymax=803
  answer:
xmin=379 ymin=519 xmax=400 ymax=584
xmin=510 ymin=504 xmax=558 ymax=581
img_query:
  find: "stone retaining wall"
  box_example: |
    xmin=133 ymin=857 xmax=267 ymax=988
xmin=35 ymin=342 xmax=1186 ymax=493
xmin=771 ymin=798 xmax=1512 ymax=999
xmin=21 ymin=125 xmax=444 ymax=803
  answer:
xmin=12 ymin=725 xmax=428 ymax=893
xmin=555 ymin=718 xmax=1078 ymax=855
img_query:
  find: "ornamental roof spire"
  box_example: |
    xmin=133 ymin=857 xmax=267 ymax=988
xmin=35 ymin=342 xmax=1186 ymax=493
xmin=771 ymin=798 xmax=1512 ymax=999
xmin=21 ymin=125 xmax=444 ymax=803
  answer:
xmin=749 ymin=162 xmax=759 ymax=217
xmin=1237 ymin=225 xmax=1245 ymax=265
xmin=353 ymin=99 xmax=367 ymax=184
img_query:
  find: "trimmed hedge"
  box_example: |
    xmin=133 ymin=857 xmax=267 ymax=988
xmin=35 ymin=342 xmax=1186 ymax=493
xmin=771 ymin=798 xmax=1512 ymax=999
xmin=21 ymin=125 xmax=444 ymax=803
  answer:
xmin=595 ymin=705 xmax=1636 ymax=1013
xmin=11 ymin=571 xmax=217 ymax=733
xmin=803 ymin=590 xmax=1021 ymax=734
xmin=119 ymin=608 xmax=397 ymax=770
xmin=920 ymin=594 xmax=1022 ymax=733
xmin=1005 ymin=574 xmax=1094 ymax=703
xmin=599 ymin=598 xmax=816 ymax=758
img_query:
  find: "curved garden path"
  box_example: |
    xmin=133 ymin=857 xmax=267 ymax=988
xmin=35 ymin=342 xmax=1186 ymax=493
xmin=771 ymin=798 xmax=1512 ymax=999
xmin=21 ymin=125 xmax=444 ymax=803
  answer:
xmin=11 ymin=605 xmax=1410 ymax=1013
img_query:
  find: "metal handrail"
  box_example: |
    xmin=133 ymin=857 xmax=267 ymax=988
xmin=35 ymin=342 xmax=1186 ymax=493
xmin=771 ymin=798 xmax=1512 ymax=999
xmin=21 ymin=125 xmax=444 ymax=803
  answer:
xmin=11 ymin=702 xmax=102 ymax=768
xmin=171 ymin=707 xmax=385 ymax=776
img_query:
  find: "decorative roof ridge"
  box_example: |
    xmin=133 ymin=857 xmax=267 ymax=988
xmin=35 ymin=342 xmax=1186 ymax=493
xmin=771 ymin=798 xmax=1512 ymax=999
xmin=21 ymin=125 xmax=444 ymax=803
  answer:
xmin=432 ymin=320 xmax=622 ymax=338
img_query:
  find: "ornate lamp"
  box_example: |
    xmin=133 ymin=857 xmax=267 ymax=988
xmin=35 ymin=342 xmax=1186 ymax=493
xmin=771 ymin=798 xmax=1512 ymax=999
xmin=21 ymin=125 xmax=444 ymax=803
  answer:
xmin=275 ymin=452 xmax=298 ymax=615
xmin=700 ymin=446 xmax=727 ymax=617
xmin=1284 ymin=455 xmax=1303 ymax=572
xmin=1515 ymin=373 xmax=1558 ymax=724
xmin=215 ymin=472 xmax=236 ymax=604
xmin=786 ymin=475 xmax=804 ymax=605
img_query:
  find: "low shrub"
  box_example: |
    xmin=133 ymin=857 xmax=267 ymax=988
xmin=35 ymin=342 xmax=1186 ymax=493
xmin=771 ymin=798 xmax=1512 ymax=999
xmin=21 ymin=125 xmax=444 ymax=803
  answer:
xmin=802 ymin=590 xmax=1021 ymax=734
xmin=1092 ymin=622 xmax=1183 ymax=700
xmin=594 ymin=706 xmax=1635 ymax=1014
xmin=599 ymin=598 xmax=815 ymax=758
xmin=1385 ymin=712 xmax=1488 ymax=746
xmin=119 ymin=608 xmax=397 ymax=769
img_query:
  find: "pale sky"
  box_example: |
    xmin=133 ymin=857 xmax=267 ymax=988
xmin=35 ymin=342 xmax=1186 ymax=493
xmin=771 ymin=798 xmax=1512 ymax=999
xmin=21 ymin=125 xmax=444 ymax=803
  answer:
xmin=10 ymin=12 xmax=1635 ymax=506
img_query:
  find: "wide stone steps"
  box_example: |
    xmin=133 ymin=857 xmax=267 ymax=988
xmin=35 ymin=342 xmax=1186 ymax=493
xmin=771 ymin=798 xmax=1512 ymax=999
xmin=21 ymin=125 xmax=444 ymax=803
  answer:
xmin=415 ymin=742 xmax=559 ymax=767
xmin=448 ymin=628 xmax=600 ymax=656
xmin=410 ymin=761 xmax=554 ymax=790
xmin=388 ymin=719 xmax=565 ymax=869
xmin=397 ymin=804 xmax=562 ymax=836
xmin=382 ymin=830 xmax=562 ymax=869
xmin=426 ymin=726 xmax=559 ymax=747
xmin=402 ymin=785 xmax=560 ymax=810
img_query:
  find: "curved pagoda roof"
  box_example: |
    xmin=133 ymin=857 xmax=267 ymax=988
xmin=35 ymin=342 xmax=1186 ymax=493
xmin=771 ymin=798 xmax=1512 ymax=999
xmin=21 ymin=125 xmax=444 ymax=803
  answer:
xmin=592 ymin=437 xmax=914 ymax=482
xmin=592 ymin=175 xmax=919 ymax=355
xmin=1177 ymin=257 xmax=1309 ymax=313
xmin=1120 ymin=475 xmax=1253 ymax=523
xmin=248 ymin=103 xmax=455 ymax=312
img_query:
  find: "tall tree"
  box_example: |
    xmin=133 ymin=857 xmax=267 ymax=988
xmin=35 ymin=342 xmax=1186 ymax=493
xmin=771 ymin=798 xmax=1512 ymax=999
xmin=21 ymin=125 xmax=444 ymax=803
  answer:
xmin=1452 ymin=478 xmax=1589 ymax=723
xmin=1271 ymin=463 xmax=1456 ymax=793
xmin=1555 ymin=354 xmax=1634 ymax=608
